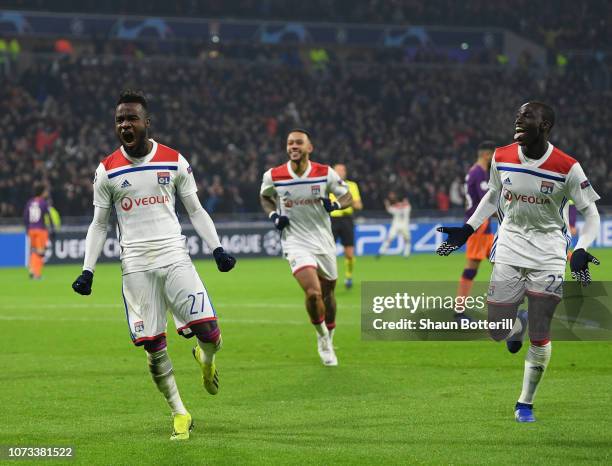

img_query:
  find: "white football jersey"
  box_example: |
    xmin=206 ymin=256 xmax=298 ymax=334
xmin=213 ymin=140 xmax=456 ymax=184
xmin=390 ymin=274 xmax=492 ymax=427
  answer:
xmin=387 ymin=200 xmax=411 ymax=226
xmin=260 ymin=161 xmax=348 ymax=255
xmin=93 ymin=139 xmax=197 ymax=274
xmin=489 ymin=142 xmax=599 ymax=270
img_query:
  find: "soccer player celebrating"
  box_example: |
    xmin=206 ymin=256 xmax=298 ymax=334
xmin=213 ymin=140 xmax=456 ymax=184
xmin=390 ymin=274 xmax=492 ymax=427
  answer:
xmin=71 ymin=90 xmax=236 ymax=440
xmin=377 ymin=191 xmax=411 ymax=257
xmin=329 ymin=163 xmax=362 ymax=289
xmin=24 ymin=184 xmax=55 ymax=279
xmin=454 ymin=141 xmax=496 ymax=321
xmin=436 ymin=102 xmax=601 ymax=423
xmin=260 ymin=129 xmax=353 ymax=366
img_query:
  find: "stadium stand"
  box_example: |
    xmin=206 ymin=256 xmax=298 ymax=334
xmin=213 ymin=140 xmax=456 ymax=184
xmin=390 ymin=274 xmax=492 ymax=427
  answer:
xmin=0 ymin=47 xmax=609 ymax=217
xmin=3 ymin=0 xmax=608 ymax=50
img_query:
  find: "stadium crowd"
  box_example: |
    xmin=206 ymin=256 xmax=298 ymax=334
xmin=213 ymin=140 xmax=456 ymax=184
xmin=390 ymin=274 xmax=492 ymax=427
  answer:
xmin=4 ymin=0 xmax=608 ymax=51
xmin=0 ymin=50 xmax=609 ymax=218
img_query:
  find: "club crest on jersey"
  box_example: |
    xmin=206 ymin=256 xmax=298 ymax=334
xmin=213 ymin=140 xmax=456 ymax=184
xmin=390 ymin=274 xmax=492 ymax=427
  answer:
xmin=540 ymin=181 xmax=554 ymax=194
xmin=311 ymin=185 xmax=321 ymax=196
xmin=157 ymin=172 xmax=170 ymax=185
xmin=134 ymin=321 xmax=144 ymax=332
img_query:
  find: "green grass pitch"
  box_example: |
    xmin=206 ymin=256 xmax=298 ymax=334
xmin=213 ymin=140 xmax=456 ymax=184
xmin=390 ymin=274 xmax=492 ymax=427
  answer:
xmin=1 ymin=252 xmax=611 ymax=465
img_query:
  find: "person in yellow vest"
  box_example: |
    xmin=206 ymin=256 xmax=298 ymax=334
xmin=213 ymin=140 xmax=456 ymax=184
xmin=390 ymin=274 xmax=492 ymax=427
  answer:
xmin=0 ymin=37 xmax=8 ymax=76
xmin=330 ymin=164 xmax=362 ymax=289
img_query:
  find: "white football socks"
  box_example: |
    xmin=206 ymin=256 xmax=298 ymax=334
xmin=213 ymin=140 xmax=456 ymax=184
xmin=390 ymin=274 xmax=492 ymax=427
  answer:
xmin=505 ymin=314 xmax=524 ymax=340
xmin=314 ymin=322 xmax=329 ymax=337
xmin=518 ymin=342 xmax=552 ymax=405
xmin=146 ymin=349 xmax=187 ymax=416
xmin=196 ymin=336 xmax=222 ymax=365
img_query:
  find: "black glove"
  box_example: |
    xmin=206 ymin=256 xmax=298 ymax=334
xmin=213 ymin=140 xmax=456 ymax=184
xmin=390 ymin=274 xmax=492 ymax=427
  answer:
xmin=72 ymin=270 xmax=94 ymax=295
xmin=213 ymin=247 xmax=236 ymax=272
xmin=570 ymin=248 xmax=600 ymax=286
xmin=270 ymin=212 xmax=290 ymax=231
xmin=321 ymin=198 xmax=341 ymax=213
xmin=436 ymin=224 xmax=474 ymax=256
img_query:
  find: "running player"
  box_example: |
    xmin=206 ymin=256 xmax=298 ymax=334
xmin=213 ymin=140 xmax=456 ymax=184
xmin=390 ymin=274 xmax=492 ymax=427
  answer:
xmin=378 ymin=191 xmax=411 ymax=257
xmin=71 ymin=90 xmax=236 ymax=440
xmin=23 ymin=184 xmax=55 ymax=279
xmin=436 ymin=102 xmax=601 ymax=423
xmin=260 ymin=129 xmax=352 ymax=366
xmin=454 ymin=141 xmax=496 ymax=321
xmin=330 ymin=163 xmax=362 ymax=289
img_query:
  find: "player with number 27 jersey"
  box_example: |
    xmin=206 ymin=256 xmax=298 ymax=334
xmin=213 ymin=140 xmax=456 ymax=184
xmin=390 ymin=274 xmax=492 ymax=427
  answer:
xmin=72 ymin=91 xmax=236 ymax=441
xmin=93 ymin=139 xmax=196 ymax=274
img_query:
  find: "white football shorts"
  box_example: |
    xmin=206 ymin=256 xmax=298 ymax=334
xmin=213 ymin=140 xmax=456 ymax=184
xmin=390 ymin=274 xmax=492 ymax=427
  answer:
xmin=487 ymin=262 xmax=565 ymax=305
xmin=122 ymin=259 xmax=216 ymax=345
xmin=285 ymin=250 xmax=338 ymax=281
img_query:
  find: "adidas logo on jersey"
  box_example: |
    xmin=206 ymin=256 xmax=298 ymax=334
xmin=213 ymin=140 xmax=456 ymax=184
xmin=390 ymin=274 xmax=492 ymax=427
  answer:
xmin=120 ymin=179 xmax=132 ymax=188
xmin=503 ymin=177 xmax=512 ymax=185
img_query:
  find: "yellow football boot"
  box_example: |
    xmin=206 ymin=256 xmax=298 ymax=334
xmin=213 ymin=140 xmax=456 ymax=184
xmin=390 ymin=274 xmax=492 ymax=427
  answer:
xmin=192 ymin=345 xmax=220 ymax=395
xmin=170 ymin=412 xmax=193 ymax=441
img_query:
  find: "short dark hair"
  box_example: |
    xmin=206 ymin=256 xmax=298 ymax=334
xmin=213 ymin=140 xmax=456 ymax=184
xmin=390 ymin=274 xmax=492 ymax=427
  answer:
xmin=478 ymin=140 xmax=497 ymax=152
xmin=529 ymin=101 xmax=555 ymax=130
xmin=288 ymin=128 xmax=312 ymax=140
xmin=33 ymin=184 xmax=46 ymax=197
xmin=117 ymin=89 xmax=148 ymax=111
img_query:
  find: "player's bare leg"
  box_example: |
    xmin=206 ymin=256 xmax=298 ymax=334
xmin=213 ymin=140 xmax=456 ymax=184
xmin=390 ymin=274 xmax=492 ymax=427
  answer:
xmin=320 ymin=276 xmax=337 ymax=343
xmin=144 ymin=336 xmax=192 ymax=440
xmin=191 ymin=321 xmax=222 ymax=395
xmin=344 ymin=246 xmax=355 ymax=289
xmin=487 ymin=299 xmax=529 ymax=353
xmin=294 ymin=267 xmax=327 ymax=333
xmin=294 ymin=267 xmax=336 ymax=366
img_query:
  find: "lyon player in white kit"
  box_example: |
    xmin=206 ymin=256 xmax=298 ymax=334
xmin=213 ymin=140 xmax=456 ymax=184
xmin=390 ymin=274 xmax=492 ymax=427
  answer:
xmin=437 ymin=102 xmax=601 ymax=423
xmin=260 ymin=129 xmax=353 ymax=366
xmin=72 ymin=91 xmax=236 ymax=440
xmin=378 ymin=191 xmax=412 ymax=257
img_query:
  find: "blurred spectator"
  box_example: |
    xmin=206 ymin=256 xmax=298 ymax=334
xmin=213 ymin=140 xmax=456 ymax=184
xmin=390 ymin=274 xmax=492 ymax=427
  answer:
xmin=449 ymin=178 xmax=464 ymax=208
xmin=0 ymin=50 xmax=610 ymax=218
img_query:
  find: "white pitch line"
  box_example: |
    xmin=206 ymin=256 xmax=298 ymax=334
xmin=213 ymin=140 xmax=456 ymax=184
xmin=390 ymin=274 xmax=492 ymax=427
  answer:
xmin=0 ymin=302 xmax=360 ymax=311
xmin=0 ymin=314 xmax=360 ymax=327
